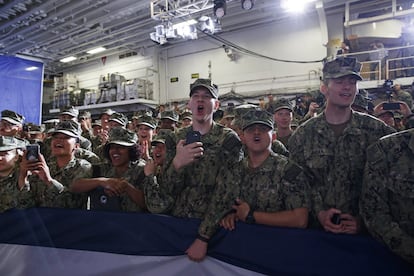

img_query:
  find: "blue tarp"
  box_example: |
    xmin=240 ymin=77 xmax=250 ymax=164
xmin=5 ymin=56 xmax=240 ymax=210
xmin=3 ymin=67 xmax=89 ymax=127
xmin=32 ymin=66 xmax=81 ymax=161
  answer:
xmin=0 ymin=208 xmax=412 ymax=275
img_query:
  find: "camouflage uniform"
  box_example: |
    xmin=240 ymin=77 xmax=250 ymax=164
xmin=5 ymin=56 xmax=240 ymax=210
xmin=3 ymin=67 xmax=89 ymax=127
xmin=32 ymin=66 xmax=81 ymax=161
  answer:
xmin=0 ymin=167 xmax=35 ymax=212
xmin=361 ymin=129 xmax=414 ymax=264
xmin=95 ymin=160 xmax=146 ymax=212
xmin=288 ymin=111 xmax=395 ymax=226
xmin=145 ymin=123 xmax=242 ymax=218
xmin=200 ymin=152 xmax=310 ymax=237
xmin=30 ymin=156 xmax=92 ymax=208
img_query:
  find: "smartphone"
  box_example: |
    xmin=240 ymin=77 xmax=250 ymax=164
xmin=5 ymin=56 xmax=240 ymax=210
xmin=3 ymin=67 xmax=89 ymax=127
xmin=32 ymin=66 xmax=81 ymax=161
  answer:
xmin=331 ymin=213 xmax=341 ymax=225
xmin=26 ymin=144 xmax=40 ymax=161
xmin=382 ymin=102 xmax=401 ymax=110
xmin=185 ymin=130 xmax=201 ymax=145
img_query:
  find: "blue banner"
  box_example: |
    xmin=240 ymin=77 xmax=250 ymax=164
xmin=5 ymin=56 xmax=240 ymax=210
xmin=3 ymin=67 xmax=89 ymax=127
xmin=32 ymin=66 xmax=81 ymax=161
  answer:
xmin=0 ymin=55 xmax=44 ymax=124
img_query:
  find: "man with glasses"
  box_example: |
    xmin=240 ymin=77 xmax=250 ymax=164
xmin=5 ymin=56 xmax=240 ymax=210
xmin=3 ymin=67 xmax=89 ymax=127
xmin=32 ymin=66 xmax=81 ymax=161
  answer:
xmin=288 ymin=57 xmax=395 ymax=235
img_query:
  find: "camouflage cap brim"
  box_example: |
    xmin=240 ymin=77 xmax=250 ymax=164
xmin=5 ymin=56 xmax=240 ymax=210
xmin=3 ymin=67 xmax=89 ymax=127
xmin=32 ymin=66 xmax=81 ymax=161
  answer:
xmin=52 ymin=129 xmax=79 ymax=138
xmin=137 ymin=122 xmax=156 ymax=129
xmin=242 ymin=121 xmax=274 ymax=130
xmin=107 ymin=141 xmax=136 ymax=147
xmin=151 ymin=139 xmax=166 ymax=145
xmin=324 ymin=71 xmax=362 ymax=80
xmin=2 ymin=117 xmax=22 ymax=126
xmin=190 ymin=84 xmax=218 ymax=99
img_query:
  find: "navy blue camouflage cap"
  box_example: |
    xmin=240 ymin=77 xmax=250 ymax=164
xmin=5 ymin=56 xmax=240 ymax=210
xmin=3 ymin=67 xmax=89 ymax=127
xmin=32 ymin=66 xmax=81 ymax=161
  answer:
xmin=160 ymin=110 xmax=179 ymax=122
xmin=109 ymin=112 xmax=128 ymax=127
xmin=323 ymin=57 xmax=362 ymax=80
xmin=0 ymin=136 xmax=26 ymax=151
xmin=190 ymin=78 xmax=218 ymax=99
xmin=1 ymin=109 xmax=25 ymax=126
xmin=51 ymin=120 xmax=80 ymax=138
xmin=136 ymin=115 xmax=157 ymax=129
xmin=106 ymin=127 xmax=138 ymax=147
xmin=60 ymin=106 xmax=79 ymax=118
xmin=268 ymin=98 xmax=293 ymax=113
xmin=241 ymin=110 xmax=274 ymax=130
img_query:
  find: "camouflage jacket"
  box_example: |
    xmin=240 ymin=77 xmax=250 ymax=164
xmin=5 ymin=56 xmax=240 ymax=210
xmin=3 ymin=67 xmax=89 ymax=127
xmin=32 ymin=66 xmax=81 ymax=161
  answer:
xmin=361 ymin=129 xmax=414 ymax=264
xmin=145 ymin=122 xmax=243 ymax=219
xmin=288 ymin=111 xmax=395 ymax=223
xmin=200 ymin=152 xmax=310 ymax=237
xmin=97 ymin=159 xmax=146 ymax=212
xmin=0 ymin=167 xmax=35 ymax=213
xmin=30 ymin=157 xmax=92 ymax=209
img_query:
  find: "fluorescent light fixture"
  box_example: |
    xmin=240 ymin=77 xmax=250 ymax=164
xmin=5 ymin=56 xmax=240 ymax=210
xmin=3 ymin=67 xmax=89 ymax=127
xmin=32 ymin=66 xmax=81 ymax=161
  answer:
xmin=25 ymin=66 xmax=38 ymax=71
xmin=59 ymin=56 xmax=77 ymax=63
xmin=87 ymin=47 xmax=106 ymax=54
xmin=281 ymin=0 xmax=317 ymax=13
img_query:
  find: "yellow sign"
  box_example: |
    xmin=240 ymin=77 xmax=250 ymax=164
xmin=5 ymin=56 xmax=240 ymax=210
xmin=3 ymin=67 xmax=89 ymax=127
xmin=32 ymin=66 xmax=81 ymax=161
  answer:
xmin=191 ymin=73 xmax=199 ymax=79
xmin=170 ymin=77 xmax=179 ymax=83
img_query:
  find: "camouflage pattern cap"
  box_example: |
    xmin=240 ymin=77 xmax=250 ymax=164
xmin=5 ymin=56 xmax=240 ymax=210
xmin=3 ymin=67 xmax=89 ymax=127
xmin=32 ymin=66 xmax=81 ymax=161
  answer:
xmin=92 ymin=120 xmax=102 ymax=127
xmin=79 ymin=111 xmax=91 ymax=120
xmin=51 ymin=120 xmax=80 ymax=138
xmin=190 ymin=78 xmax=218 ymax=99
xmin=160 ymin=110 xmax=179 ymax=122
xmin=151 ymin=129 xmax=171 ymax=146
xmin=352 ymin=93 xmax=368 ymax=111
xmin=136 ymin=115 xmax=157 ymax=129
xmin=223 ymin=107 xmax=235 ymax=119
xmin=25 ymin=123 xmax=45 ymax=133
xmin=100 ymin=108 xmax=115 ymax=116
xmin=180 ymin=111 xmax=192 ymax=120
xmin=60 ymin=106 xmax=79 ymax=118
xmin=0 ymin=136 xmax=26 ymax=151
xmin=242 ymin=110 xmax=274 ymax=130
xmin=1 ymin=109 xmax=25 ymax=125
xmin=109 ymin=112 xmax=128 ymax=127
xmin=268 ymin=98 xmax=293 ymax=113
xmin=323 ymin=57 xmax=362 ymax=80
xmin=232 ymin=104 xmax=261 ymax=129
xmin=106 ymin=127 xmax=138 ymax=147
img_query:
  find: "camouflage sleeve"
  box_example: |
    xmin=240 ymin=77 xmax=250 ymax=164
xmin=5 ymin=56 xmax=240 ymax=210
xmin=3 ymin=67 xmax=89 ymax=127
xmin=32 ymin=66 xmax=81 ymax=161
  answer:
xmin=281 ymin=161 xmax=311 ymax=211
xmin=271 ymin=140 xmax=289 ymax=157
xmin=143 ymin=174 xmax=175 ymax=214
xmin=361 ymin=143 xmax=414 ymax=264
xmin=198 ymin=162 xmax=241 ymax=238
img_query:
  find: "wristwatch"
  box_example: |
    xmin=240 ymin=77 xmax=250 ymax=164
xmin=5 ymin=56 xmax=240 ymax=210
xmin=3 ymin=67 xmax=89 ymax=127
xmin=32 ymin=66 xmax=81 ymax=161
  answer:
xmin=245 ymin=209 xmax=256 ymax=224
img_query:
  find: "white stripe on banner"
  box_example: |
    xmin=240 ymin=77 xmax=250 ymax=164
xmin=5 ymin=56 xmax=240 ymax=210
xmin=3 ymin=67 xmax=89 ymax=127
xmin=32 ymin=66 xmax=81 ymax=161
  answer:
xmin=0 ymin=243 xmax=264 ymax=276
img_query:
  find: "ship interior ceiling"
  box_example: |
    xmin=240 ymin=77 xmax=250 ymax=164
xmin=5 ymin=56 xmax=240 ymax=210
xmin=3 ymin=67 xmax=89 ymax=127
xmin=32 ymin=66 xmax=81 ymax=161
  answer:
xmin=2 ymin=0 xmax=414 ymax=100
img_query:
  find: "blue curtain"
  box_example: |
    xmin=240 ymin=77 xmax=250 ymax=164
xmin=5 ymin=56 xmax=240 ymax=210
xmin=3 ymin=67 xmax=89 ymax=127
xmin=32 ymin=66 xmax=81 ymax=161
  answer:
xmin=0 ymin=55 xmax=44 ymax=124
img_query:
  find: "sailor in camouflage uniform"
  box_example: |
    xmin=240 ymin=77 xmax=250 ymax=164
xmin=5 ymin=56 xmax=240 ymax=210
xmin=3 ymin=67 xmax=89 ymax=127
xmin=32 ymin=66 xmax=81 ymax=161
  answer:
xmin=0 ymin=136 xmax=34 ymax=212
xmin=203 ymin=110 xmax=309 ymax=234
xmin=19 ymin=120 xmax=92 ymax=209
xmin=72 ymin=127 xmax=146 ymax=212
xmin=361 ymin=128 xmax=414 ymax=264
xmin=144 ymin=78 xmax=243 ymax=262
xmin=288 ymin=56 xmax=395 ymax=234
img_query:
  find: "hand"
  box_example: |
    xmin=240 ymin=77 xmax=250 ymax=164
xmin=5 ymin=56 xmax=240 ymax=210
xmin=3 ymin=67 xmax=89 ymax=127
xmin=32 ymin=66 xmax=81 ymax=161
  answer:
xmin=144 ymin=158 xmax=156 ymax=176
xmin=317 ymin=208 xmax=343 ymax=234
xmin=23 ymin=152 xmax=52 ymax=184
xmin=101 ymin=178 xmax=128 ymax=196
xmin=140 ymin=140 xmax=150 ymax=161
xmin=172 ymin=140 xmax=203 ymax=170
xmin=307 ymin=102 xmax=320 ymax=116
xmin=339 ymin=213 xmax=360 ymax=234
xmin=185 ymin=238 xmax=208 ymax=262
xmin=232 ymin=199 xmax=250 ymax=222
xmin=219 ymin=213 xmax=238 ymax=231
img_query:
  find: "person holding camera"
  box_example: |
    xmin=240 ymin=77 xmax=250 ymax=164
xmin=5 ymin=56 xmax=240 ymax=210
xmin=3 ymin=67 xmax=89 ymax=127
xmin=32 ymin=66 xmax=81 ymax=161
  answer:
xmin=0 ymin=136 xmax=35 ymax=212
xmin=360 ymin=128 xmax=414 ymax=264
xmin=144 ymin=78 xmax=243 ymax=262
xmin=19 ymin=121 xmax=92 ymax=209
xmin=288 ymin=57 xmax=395 ymax=234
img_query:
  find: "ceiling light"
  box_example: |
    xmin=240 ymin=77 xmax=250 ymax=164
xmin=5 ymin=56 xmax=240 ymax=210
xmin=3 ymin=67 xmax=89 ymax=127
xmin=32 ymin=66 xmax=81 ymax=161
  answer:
xmin=214 ymin=0 xmax=227 ymax=18
xmin=25 ymin=66 xmax=39 ymax=71
xmin=59 ymin=56 xmax=77 ymax=63
xmin=87 ymin=47 xmax=106 ymax=54
xmin=241 ymin=0 xmax=254 ymax=10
